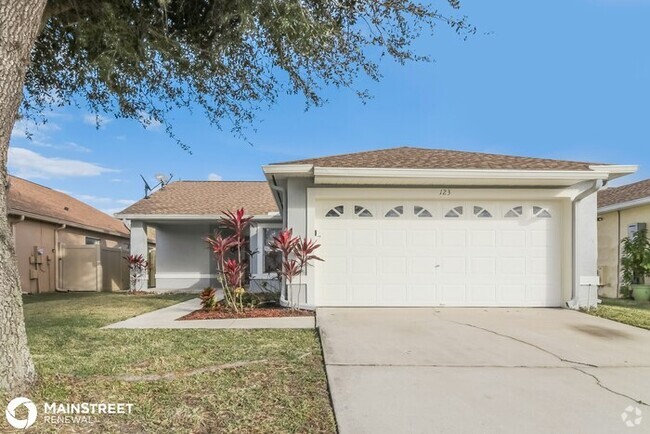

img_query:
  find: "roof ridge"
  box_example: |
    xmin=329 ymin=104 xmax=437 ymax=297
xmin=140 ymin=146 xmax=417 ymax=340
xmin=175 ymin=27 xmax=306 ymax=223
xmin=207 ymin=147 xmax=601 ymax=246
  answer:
xmin=271 ymin=146 xmax=601 ymax=167
xmin=8 ymin=174 xmax=56 ymax=191
xmin=175 ymin=180 xmax=267 ymax=183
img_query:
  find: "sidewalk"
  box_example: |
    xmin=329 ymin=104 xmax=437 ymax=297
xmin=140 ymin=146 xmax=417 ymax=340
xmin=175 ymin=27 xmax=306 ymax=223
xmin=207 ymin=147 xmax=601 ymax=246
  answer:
xmin=103 ymin=298 xmax=315 ymax=329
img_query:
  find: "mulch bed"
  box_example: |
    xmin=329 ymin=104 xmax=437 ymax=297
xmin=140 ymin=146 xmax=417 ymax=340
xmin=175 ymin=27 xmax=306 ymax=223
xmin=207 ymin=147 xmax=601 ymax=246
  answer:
xmin=179 ymin=304 xmax=314 ymax=320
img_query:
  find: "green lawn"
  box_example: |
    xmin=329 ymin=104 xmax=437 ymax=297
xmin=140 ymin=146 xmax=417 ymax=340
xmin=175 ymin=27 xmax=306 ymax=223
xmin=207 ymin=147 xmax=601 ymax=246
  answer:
xmin=587 ymin=298 xmax=650 ymax=330
xmin=3 ymin=292 xmax=336 ymax=433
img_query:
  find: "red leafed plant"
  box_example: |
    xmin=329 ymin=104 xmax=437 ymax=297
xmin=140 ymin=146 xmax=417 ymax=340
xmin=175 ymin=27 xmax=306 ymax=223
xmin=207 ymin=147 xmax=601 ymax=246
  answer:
xmin=124 ymin=254 xmax=149 ymax=292
xmin=270 ymin=229 xmax=299 ymax=257
xmin=203 ymin=208 xmax=251 ymax=312
xmin=269 ymin=230 xmax=323 ymax=310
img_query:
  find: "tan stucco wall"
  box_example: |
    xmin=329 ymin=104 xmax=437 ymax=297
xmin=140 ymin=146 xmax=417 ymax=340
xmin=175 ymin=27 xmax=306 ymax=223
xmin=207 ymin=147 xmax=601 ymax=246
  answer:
xmin=10 ymin=216 xmax=129 ymax=293
xmin=597 ymin=203 xmax=650 ymax=298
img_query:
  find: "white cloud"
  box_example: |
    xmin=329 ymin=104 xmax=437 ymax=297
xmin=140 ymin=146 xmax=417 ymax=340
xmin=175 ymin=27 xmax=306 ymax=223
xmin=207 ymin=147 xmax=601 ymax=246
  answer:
xmin=207 ymin=172 xmax=223 ymax=181
xmin=11 ymin=119 xmax=61 ymax=141
xmin=115 ymin=199 xmax=136 ymax=205
xmin=83 ymin=113 xmax=112 ymax=127
xmin=8 ymin=147 xmax=117 ymax=179
xmin=11 ymin=119 xmax=90 ymax=153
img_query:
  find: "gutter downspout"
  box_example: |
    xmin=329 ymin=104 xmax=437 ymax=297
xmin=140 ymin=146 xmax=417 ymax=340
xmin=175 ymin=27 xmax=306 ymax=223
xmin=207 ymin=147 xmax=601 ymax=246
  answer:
xmin=54 ymin=224 xmax=66 ymax=292
xmin=10 ymin=214 xmax=25 ymax=239
xmin=567 ymin=179 xmax=604 ymax=309
xmin=268 ymin=176 xmax=290 ymax=306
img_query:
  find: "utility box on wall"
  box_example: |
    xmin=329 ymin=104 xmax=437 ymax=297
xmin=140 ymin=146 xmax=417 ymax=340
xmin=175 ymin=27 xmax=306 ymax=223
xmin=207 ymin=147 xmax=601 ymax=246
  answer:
xmin=628 ymin=223 xmax=647 ymax=238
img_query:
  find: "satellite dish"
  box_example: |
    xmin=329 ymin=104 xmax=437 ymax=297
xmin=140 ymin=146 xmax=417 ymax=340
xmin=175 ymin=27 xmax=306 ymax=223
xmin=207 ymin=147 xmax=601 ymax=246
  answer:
xmin=155 ymin=173 xmax=169 ymax=184
xmin=140 ymin=172 xmax=173 ymax=198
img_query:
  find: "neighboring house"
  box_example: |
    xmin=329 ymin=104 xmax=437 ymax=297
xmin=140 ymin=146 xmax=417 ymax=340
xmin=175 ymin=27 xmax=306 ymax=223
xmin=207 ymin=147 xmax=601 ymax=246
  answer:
xmin=597 ymin=178 xmax=650 ymax=298
xmin=117 ymin=147 xmax=635 ymax=309
xmin=7 ymin=175 xmax=132 ymax=293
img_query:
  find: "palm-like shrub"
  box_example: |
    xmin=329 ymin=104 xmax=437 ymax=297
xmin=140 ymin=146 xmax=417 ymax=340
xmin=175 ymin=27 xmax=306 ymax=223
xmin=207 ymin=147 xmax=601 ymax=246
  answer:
xmin=204 ymin=208 xmax=252 ymax=312
xmin=269 ymin=230 xmax=323 ymax=309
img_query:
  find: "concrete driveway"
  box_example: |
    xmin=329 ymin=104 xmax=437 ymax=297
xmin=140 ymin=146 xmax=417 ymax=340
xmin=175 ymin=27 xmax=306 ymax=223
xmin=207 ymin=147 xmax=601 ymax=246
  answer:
xmin=317 ymin=308 xmax=650 ymax=434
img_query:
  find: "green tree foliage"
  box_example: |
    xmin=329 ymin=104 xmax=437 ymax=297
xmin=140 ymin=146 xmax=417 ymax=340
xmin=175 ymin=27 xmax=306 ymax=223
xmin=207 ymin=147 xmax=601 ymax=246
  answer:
xmin=27 ymin=0 xmax=473 ymax=149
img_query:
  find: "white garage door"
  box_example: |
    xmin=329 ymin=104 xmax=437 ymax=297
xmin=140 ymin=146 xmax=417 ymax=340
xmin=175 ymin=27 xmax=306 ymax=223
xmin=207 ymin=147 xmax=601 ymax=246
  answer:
xmin=314 ymin=199 xmax=563 ymax=307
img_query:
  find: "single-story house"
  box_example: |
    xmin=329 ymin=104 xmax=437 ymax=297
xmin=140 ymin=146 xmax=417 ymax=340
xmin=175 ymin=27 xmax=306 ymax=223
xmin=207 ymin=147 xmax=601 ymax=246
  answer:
xmin=117 ymin=147 xmax=636 ymax=309
xmin=8 ymin=175 xmax=138 ymax=293
xmin=597 ymin=178 xmax=650 ymax=298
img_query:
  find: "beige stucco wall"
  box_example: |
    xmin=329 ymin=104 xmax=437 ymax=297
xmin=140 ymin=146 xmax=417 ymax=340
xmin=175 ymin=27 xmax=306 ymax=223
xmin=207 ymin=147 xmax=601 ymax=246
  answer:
xmin=597 ymin=203 xmax=650 ymax=298
xmin=10 ymin=216 xmax=129 ymax=293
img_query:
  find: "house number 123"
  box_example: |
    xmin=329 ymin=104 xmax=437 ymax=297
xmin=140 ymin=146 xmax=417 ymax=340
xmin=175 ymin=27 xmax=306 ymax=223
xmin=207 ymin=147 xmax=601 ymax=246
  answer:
xmin=439 ymin=188 xmax=451 ymax=196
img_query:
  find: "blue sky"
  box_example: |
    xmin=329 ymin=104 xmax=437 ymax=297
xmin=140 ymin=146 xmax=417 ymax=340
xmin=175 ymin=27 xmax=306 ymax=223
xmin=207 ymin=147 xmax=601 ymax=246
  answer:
xmin=9 ymin=0 xmax=650 ymax=215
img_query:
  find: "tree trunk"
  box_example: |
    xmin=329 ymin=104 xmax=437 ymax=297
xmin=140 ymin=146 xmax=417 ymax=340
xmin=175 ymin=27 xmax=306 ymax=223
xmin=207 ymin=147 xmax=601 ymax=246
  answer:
xmin=0 ymin=0 xmax=47 ymax=394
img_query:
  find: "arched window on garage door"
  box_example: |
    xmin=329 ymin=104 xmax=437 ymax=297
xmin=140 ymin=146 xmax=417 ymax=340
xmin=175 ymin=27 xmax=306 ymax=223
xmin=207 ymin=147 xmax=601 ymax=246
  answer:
xmin=473 ymin=206 xmax=493 ymax=218
xmin=533 ymin=206 xmax=552 ymax=218
xmin=384 ymin=206 xmax=404 ymax=218
xmin=504 ymin=206 xmax=523 ymax=218
xmin=354 ymin=205 xmax=373 ymax=217
xmin=444 ymin=206 xmax=463 ymax=218
xmin=414 ymin=206 xmax=433 ymax=218
xmin=325 ymin=205 xmax=344 ymax=217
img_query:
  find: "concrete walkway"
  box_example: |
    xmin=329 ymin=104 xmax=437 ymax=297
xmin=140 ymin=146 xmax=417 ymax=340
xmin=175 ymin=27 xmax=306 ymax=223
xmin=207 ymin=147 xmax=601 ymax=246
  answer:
xmin=318 ymin=308 xmax=650 ymax=434
xmin=104 ymin=298 xmax=315 ymax=329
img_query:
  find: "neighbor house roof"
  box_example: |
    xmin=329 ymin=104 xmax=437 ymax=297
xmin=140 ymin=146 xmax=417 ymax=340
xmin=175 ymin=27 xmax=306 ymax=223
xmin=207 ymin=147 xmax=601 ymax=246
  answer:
xmin=598 ymin=179 xmax=650 ymax=209
xmin=271 ymin=146 xmax=602 ymax=171
xmin=7 ymin=176 xmax=129 ymax=237
xmin=116 ymin=181 xmax=279 ymax=217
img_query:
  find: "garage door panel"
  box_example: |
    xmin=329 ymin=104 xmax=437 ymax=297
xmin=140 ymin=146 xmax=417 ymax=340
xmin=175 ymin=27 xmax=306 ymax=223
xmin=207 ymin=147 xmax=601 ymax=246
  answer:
xmin=351 ymin=230 xmax=377 ymax=247
xmin=470 ymin=230 xmax=496 ymax=247
xmin=408 ymin=230 xmax=436 ymax=249
xmin=350 ymin=284 xmax=378 ymax=304
xmin=320 ymin=229 xmax=347 ymax=247
xmin=498 ymin=230 xmax=526 ymax=247
xmin=315 ymin=198 xmax=563 ymax=307
xmin=470 ymin=257 xmax=496 ymax=275
xmin=409 ymin=284 xmax=437 ymax=303
xmin=350 ymin=257 xmax=378 ymax=275
xmin=442 ymin=230 xmax=466 ymax=247
xmin=380 ymin=230 xmax=407 ymax=247
xmin=410 ymin=257 xmax=438 ymax=275
xmin=441 ymin=257 xmax=466 ymax=275
xmin=470 ymin=284 xmax=497 ymax=304
xmin=381 ymin=257 xmax=407 ymax=275
xmin=440 ymin=284 xmax=467 ymax=304
xmin=497 ymin=257 xmax=526 ymax=275
xmin=498 ymin=284 xmax=526 ymax=304
xmin=380 ymin=284 xmax=408 ymax=304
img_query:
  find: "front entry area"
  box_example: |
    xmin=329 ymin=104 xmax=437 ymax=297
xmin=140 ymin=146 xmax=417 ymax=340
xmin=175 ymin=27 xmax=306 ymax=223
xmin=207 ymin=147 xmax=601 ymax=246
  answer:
xmin=314 ymin=197 xmax=564 ymax=307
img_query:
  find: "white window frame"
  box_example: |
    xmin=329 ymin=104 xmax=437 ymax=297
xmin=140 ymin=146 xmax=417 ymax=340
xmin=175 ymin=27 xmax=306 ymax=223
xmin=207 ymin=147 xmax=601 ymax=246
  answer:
xmin=252 ymin=223 xmax=283 ymax=279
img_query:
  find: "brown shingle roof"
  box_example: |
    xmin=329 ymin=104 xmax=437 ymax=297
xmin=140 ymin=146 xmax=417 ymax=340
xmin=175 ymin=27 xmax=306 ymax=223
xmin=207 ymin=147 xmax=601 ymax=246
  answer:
xmin=7 ymin=176 xmax=129 ymax=237
xmin=117 ymin=181 xmax=279 ymax=216
xmin=272 ymin=146 xmax=601 ymax=171
xmin=598 ymin=179 xmax=650 ymax=208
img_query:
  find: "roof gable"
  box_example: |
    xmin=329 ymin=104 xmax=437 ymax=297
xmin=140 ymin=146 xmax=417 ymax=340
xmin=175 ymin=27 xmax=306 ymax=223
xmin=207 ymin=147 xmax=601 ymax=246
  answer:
xmin=117 ymin=181 xmax=279 ymax=216
xmin=272 ymin=146 xmax=600 ymax=171
xmin=7 ymin=176 xmax=129 ymax=237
